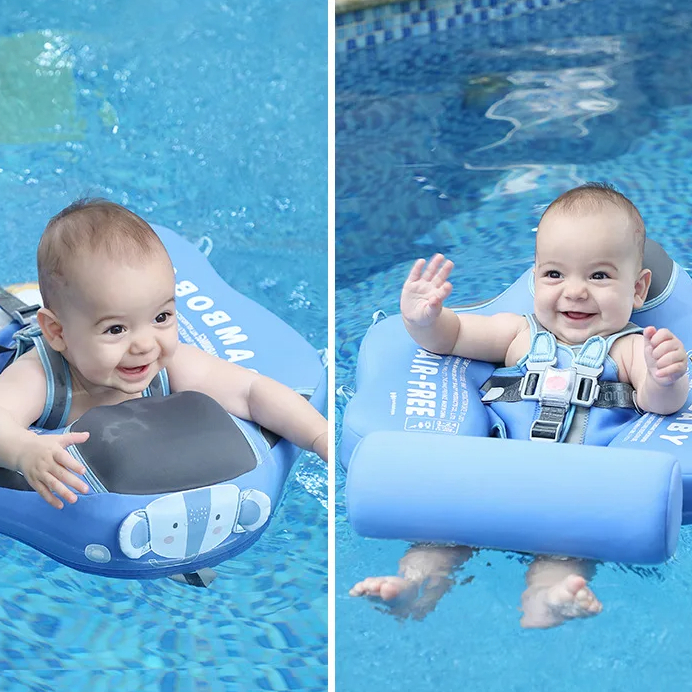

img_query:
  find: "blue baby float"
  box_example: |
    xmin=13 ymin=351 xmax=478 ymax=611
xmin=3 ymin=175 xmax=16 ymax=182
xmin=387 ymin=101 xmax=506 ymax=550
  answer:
xmin=0 ymin=225 xmax=327 ymax=579
xmin=341 ymin=239 xmax=690 ymax=565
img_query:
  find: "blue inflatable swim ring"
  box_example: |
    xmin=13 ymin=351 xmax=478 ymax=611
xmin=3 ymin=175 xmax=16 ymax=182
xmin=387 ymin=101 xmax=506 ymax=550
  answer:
xmin=341 ymin=239 xmax=690 ymax=565
xmin=0 ymin=225 xmax=327 ymax=579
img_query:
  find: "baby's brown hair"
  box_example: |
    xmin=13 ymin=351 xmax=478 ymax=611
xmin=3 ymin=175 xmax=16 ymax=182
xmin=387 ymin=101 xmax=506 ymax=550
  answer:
xmin=37 ymin=199 xmax=168 ymax=310
xmin=538 ymin=182 xmax=646 ymax=266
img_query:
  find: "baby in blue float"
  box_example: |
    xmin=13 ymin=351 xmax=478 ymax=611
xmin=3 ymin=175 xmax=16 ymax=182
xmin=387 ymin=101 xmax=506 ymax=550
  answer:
xmin=0 ymin=199 xmax=328 ymax=511
xmin=351 ymin=183 xmax=689 ymax=628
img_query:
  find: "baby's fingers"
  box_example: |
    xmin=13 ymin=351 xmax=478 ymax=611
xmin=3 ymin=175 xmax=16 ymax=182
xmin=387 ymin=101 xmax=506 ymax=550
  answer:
xmin=428 ymin=281 xmax=453 ymax=308
xmin=32 ymin=479 xmax=69 ymax=510
xmin=53 ymin=460 xmax=90 ymax=495
xmin=55 ymin=448 xmax=89 ymax=492
xmin=650 ymin=338 xmax=684 ymax=363
xmin=406 ymin=258 xmax=427 ymax=284
xmin=421 ymin=254 xmax=452 ymax=283
xmin=653 ymin=361 xmax=688 ymax=384
xmin=58 ymin=431 xmax=90 ymax=448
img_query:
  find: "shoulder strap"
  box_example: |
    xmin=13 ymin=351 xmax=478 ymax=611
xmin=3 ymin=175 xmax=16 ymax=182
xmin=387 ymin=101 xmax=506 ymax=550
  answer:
xmin=142 ymin=368 xmax=171 ymax=398
xmin=32 ymin=336 xmax=72 ymax=429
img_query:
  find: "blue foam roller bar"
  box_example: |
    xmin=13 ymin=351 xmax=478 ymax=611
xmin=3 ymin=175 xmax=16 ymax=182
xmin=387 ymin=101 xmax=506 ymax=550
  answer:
xmin=346 ymin=432 xmax=682 ymax=564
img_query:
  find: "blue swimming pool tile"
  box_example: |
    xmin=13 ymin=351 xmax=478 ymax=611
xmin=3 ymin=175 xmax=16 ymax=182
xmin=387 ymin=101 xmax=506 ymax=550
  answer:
xmin=428 ymin=9 xmax=437 ymax=20
xmin=411 ymin=11 xmax=420 ymax=22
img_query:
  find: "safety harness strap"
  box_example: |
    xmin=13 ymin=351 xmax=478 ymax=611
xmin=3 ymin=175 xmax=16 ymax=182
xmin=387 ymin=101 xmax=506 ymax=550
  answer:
xmin=143 ymin=369 xmax=170 ymax=398
xmin=483 ymin=316 xmax=642 ymax=442
xmin=33 ymin=336 xmax=72 ymax=430
xmin=481 ymin=375 xmax=636 ymax=408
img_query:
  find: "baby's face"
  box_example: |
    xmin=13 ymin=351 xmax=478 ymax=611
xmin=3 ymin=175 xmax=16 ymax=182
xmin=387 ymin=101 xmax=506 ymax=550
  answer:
xmin=533 ymin=207 xmax=650 ymax=345
xmin=55 ymin=250 xmax=179 ymax=395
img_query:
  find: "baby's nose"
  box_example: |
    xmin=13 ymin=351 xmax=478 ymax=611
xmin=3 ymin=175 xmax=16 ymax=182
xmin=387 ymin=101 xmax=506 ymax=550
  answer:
xmin=564 ymin=279 xmax=588 ymax=299
xmin=130 ymin=333 xmax=156 ymax=354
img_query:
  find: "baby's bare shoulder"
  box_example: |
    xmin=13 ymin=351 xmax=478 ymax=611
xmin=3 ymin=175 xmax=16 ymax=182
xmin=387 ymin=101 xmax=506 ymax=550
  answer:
xmin=609 ymin=332 xmax=643 ymax=384
xmin=0 ymin=349 xmax=48 ymax=425
xmin=504 ymin=315 xmax=531 ymax=366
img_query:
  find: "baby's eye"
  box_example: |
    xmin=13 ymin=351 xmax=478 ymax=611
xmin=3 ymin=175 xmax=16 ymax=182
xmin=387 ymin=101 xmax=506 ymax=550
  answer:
xmin=591 ymin=271 xmax=609 ymax=280
xmin=154 ymin=311 xmax=172 ymax=324
xmin=545 ymin=270 xmax=562 ymax=279
xmin=106 ymin=325 xmax=125 ymax=335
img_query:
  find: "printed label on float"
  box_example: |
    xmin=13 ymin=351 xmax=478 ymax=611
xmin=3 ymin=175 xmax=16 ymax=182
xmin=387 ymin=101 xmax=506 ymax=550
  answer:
xmin=404 ymin=416 xmax=460 ymax=434
xmin=397 ymin=348 xmax=470 ymax=434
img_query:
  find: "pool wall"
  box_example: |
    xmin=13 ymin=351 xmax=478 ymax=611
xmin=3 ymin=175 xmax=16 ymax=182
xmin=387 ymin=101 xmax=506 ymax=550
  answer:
xmin=336 ymin=0 xmax=587 ymax=52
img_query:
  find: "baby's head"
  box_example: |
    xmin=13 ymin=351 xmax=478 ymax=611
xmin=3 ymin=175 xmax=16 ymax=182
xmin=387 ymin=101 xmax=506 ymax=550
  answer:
xmin=37 ymin=198 xmax=171 ymax=312
xmin=533 ymin=183 xmax=651 ymax=344
xmin=36 ymin=199 xmax=178 ymax=393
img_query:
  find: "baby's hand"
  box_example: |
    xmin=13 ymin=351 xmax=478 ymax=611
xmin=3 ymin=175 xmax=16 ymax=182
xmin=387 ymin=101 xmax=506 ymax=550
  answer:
xmin=401 ymin=254 xmax=454 ymax=328
xmin=643 ymin=326 xmax=688 ymax=386
xmin=15 ymin=432 xmax=91 ymax=509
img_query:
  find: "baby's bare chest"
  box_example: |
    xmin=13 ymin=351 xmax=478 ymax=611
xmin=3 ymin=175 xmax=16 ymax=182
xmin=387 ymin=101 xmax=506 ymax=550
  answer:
xmin=66 ymin=390 xmax=143 ymax=425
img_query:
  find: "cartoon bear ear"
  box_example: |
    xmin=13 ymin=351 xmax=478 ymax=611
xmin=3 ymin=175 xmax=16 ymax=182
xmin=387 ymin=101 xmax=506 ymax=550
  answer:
xmin=235 ymin=489 xmax=271 ymax=533
xmin=118 ymin=510 xmax=152 ymax=559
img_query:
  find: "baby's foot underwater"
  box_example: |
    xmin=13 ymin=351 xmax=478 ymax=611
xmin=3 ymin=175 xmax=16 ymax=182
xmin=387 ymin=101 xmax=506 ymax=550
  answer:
xmin=349 ymin=576 xmax=420 ymax=615
xmin=349 ymin=573 xmax=459 ymax=621
xmin=520 ymin=574 xmax=602 ymax=629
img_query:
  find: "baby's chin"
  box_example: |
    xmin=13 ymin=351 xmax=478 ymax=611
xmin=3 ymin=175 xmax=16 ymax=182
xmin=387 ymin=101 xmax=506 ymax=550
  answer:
xmin=547 ymin=313 xmax=629 ymax=345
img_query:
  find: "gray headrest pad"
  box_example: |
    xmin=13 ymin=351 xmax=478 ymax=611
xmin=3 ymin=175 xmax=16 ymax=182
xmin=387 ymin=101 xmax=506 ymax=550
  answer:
xmin=643 ymin=239 xmax=673 ymax=302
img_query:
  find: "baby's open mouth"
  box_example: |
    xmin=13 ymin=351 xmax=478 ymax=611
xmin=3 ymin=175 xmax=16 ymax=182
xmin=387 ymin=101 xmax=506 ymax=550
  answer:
xmin=562 ymin=311 xmax=594 ymax=320
xmin=118 ymin=364 xmax=149 ymax=375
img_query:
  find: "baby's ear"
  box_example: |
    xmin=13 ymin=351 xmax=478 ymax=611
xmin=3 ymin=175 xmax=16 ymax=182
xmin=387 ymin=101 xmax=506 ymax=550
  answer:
xmin=633 ymin=268 xmax=652 ymax=309
xmin=37 ymin=308 xmax=67 ymax=352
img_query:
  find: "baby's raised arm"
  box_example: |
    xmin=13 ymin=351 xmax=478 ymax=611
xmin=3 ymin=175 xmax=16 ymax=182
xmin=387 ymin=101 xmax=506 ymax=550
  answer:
xmin=401 ymin=255 xmax=526 ymax=363
xmin=0 ymin=355 xmax=90 ymax=508
xmin=624 ymin=327 xmax=689 ymax=415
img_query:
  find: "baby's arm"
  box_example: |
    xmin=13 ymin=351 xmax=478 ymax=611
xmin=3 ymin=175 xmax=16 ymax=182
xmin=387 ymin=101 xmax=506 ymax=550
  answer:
xmin=401 ymin=255 xmax=526 ymax=362
xmin=623 ymin=327 xmax=689 ymax=415
xmin=0 ymin=355 xmax=90 ymax=508
xmin=167 ymin=344 xmax=328 ymax=461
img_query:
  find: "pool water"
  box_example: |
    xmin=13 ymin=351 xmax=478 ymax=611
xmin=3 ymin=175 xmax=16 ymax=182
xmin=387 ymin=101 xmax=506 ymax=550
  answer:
xmin=0 ymin=1 xmax=326 ymax=690
xmin=337 ymin=0 xmax=692 ymax=689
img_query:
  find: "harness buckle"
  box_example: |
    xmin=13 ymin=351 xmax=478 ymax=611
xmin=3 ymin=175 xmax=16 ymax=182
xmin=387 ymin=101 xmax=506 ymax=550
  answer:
xmin=570 ymin=364 xmax=602 ymax=407
xmin=519 ymin=358 xmax=557 ymax=401
xmin=529 ymin=418 xmax=563 ymax=442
